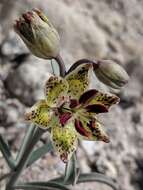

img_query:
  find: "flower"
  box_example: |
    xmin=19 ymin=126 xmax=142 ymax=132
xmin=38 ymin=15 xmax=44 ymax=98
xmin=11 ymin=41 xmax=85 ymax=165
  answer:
xmin=93 ymin=60 xmax=129 ymax=89
xmin=14 ymin=9 xmax=60 ymax=59
xmin=25 ymin=64 xmax=119 ymax=163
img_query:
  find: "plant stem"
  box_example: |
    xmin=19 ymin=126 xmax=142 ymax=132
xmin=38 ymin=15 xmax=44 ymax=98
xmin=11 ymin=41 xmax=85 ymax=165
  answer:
xmin=6 ymin=127 xmax=44 ymax=190
xmin=64 ymin=153 xmax=80 ymax=185
xmin=55 ymin=55 xmax=66 ymax=77
xmin=67 ymin=58 xmax=99 ymax=74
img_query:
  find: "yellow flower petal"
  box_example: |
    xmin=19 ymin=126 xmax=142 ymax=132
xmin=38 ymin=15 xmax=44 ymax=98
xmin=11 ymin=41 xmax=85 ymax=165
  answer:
xmin=25 ymin=99 xmax=52 ymax=129
xmin=51 ymin=121 xmax=78 ymax=163
xmin=45 ymin=76 xmax=69 ymax=107
xmin=65 ymin=64 xmax=91 ymax=99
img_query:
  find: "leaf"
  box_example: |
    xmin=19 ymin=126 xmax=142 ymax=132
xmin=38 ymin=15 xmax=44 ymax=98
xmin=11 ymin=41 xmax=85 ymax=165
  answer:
xmin=0 ymin=134 xmax=15 ymax=169
xmin=6 ymin=127 xmax=45 ymax=189
xmin=50 ymin=172 xmax=118 ymax=190
xmin=0 ymin=135 xmax=11 ymax=157
xmin=27 ymin=140 xmax=53 ymax=167
xmin=77 ymin=173 xmax=119 ymax=190
xmin=16 ymin=124 xmax=36 ymax=165
xmin=64 ymin=153 xmax=80 ymax=185
xmin=14 ymin=182 xmax=71 ymax=190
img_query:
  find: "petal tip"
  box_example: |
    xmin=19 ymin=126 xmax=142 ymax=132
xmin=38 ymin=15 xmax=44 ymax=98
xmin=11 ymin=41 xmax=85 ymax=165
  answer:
xmin=24 ymin=112 xmax=32 ymax=120
xmin=60 ymin=153 xmax=68 ymax=163
xmin=102 ymin=136 xmax=110 ymax=143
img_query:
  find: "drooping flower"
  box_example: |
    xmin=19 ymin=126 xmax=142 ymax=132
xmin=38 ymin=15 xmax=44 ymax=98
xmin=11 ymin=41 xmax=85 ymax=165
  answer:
xmin=14 ymin=9 xmax=60 ymax=59
xmin=25 ymin=64 xmax=119 ymax=163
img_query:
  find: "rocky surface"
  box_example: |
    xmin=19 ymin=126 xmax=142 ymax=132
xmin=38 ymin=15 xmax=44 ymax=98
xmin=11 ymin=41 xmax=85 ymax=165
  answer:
xmin=0 ymin=0 xmax=143 ymax=190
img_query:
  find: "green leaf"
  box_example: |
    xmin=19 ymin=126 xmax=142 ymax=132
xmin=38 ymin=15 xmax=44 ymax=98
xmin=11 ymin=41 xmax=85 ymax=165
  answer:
xmin=14 ymin=182 xmax=71 ymax=190
xmin=16 ymin=124 xmax=36 ymax=166
xmin=50 ymin=172 xmax=118 ymax=190
xmin=0 ymin=134 xmax=11 ymax=157
xmin=27 ymin=140 xmax=53 ymax=167
xmin=77 ymin=173 xmax=119 ymax=190
xmin=6 ymin=127 xmax=45 ymax=189
xmin=0 ymin=134 xmax=15 ymax=169
xmin=64 ymin=153 xmax=80 ymax=185
xmin=51 ymin=59 xmax=60 ymax=76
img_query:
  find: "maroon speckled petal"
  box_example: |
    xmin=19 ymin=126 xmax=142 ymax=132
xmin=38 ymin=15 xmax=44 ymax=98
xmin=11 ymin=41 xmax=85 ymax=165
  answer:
xmin=79 ymin=89 xmax=98 ymax=105
xmin=74 ymin=119 xmax=90 ymax=137
xmin=70 ymin=99 xmax=79 ymax=108
xmin=85 ymin=104 xmax=108 ymax=113
xmin=59 ymin=112 xmax=72 ymax=126
xmin=87 ymin=119 xmax=110 ymax=143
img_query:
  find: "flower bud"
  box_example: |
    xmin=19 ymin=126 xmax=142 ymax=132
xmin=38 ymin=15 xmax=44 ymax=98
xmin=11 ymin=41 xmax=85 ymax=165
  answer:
xmin=93 ymin=60 xmax=129 ymax=89
xmin=14 ymin=9 xmax=60 ymax=59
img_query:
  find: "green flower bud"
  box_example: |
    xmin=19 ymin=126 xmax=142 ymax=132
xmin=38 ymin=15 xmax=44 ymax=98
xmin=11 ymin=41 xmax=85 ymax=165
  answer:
xmin=93 ymin=60 xmax=129 ymax=89
xmin=14 ymin=9 xmax=60 ymax=59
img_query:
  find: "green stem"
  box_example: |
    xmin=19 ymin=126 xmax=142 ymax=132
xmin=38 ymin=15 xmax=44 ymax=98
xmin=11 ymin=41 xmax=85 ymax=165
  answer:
xmin=6 ymin=127 xmax=44 ymax=190
xmin=64 ymin=153 xmax=80 ymax=185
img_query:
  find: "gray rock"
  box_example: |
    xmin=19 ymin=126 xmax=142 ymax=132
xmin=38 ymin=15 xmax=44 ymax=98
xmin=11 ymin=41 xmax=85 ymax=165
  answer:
xmin=5 ymin=57 xmax=52 ymax=106
xmin=1 ymin=1 xmax=143 ymax=190
xmin=0 ymin=98 xmax=25 ymax=128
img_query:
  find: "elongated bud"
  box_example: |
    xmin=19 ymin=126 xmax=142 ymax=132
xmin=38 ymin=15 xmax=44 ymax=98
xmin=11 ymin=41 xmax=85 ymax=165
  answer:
xmin=14 ymin=9 xmax=60 ymax=59
xmin=93 ymin=60 xmax=129 ymax=89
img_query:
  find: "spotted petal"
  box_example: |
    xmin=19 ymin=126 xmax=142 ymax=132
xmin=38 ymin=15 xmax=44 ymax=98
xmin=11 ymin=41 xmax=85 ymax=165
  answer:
xmin=45 ymin=76 xmax=69 ymax=107
xmin=80 ymin=89 xmax=119 ymax=109
xmin=65 ymin=63 xmax=91 ymax=99
xmin=25 ymin=100 xmax=52 ymax=129
xmin=75 ymin=115 xmax=109 ymax=143
xmin=51 ymin=121 xmax=78 ymax=163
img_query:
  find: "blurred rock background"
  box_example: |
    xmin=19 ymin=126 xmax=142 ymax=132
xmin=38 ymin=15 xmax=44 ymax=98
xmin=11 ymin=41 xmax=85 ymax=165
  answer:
xmin=0 ymin=0 xmax=143 ymax=190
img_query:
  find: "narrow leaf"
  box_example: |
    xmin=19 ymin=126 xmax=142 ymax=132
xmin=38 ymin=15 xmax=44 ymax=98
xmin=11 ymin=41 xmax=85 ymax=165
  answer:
xmin=27 ymin=140 xmax=53 ymax=167
xmin=0 ymin=134 xmax=15 ymax=169
xmin=50 ymin=172 xmax=118 ymax=190
xmin=0 ymin=134 xmax=11 ymax=157
xmin=77 ymin=173 xmax=119 ymax=190
xmin=14 ymin=182 xmax=71 ymax=190
xmin=16 ymin=124 xmax=36 ymax=165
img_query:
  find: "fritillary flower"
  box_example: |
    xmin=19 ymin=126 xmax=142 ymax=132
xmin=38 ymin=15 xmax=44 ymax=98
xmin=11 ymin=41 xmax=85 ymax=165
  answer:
xmin=25 ymin=63 xmax=119 ymax=163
